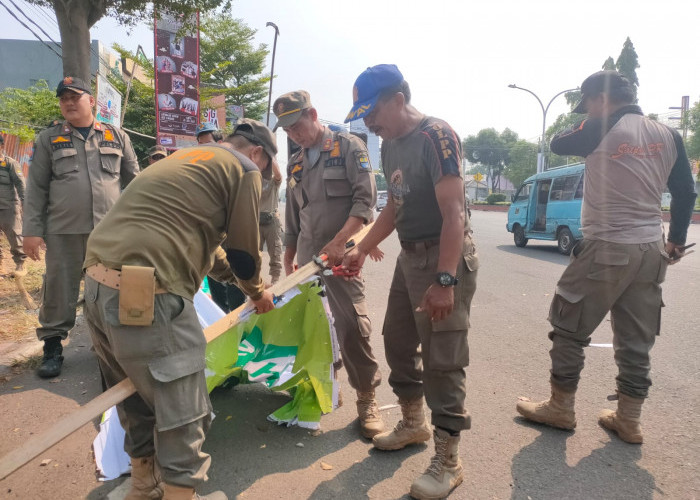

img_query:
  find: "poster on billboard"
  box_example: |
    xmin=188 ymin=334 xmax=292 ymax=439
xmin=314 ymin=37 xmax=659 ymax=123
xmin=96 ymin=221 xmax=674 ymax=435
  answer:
xmin=95 ymin=74 xmax=122 ymax=129
xmin=154 ymin=11 xmax=199 ymax=150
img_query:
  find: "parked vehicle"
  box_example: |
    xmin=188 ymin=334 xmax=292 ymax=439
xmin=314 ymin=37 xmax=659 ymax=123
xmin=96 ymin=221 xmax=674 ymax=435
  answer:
xmin=506 ymin=163 xmax=585 ymax=255
xmin=377 ymin=190 xmax=388 ymax=211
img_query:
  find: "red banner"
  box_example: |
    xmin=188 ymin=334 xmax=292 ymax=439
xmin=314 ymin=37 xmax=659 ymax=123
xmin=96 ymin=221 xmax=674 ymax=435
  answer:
xmin=154 ymin=11 xmax=200 ymax=150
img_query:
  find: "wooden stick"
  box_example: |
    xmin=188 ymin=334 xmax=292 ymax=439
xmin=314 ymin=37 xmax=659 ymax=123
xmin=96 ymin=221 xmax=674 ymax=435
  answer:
xmin=0 ymin=222 xmax=373 ymax=480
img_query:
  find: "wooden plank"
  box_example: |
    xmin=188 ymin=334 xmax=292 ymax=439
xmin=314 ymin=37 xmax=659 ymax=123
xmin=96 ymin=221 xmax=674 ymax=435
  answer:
xmin=0 ymin=222 xmax=372 ymax=480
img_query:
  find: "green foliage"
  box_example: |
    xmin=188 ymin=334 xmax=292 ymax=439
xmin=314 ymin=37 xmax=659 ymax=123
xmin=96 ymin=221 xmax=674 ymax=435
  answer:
xmin=616 ymin=37 xmax=640 ymax=101
xmin=505 ymin=140 xmax=538 ymax=188
xmin=485 ymin=193 xmax=506 ymax=204
xmin=602 ymin=56 xmax=616 ymax=70
xmin=374 ymin=172 xmax=387 ymax=191
xmin=199 ymin=12 xmax=270 ymax=121
xmin=463 ymin=128 xmax=518 ymax=192
xmin=686 ymin=98 xmax=700 ymax=163
xmin=0 ymin=81 xmax=62 ymax=142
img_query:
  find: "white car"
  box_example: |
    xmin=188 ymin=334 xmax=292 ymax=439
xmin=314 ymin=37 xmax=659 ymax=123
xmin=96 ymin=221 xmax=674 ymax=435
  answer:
xmin=377 ymin=190 xmax=388 ymax=211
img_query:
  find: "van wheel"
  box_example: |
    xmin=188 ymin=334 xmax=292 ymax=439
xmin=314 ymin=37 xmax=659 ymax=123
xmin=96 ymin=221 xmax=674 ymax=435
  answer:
xmin=514 ymin=225 xmax=528 ymax=247
xmin=557 ymin=228 xmax=575 ymax=255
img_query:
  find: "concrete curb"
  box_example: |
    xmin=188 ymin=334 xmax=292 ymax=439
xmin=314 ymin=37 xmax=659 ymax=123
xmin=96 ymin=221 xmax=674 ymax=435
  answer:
xmin=0 ymin=338 xmax=43 ymax=378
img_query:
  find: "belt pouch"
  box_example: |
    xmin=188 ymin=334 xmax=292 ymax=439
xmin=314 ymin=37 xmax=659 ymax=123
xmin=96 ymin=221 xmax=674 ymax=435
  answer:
xmin=119 ymin=265 xmax=156 ymax=326
xmin=259 ymin=211 xmax=274 ymax=225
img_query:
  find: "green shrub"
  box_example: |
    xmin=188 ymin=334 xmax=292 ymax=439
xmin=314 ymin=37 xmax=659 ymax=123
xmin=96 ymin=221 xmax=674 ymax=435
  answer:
xmin=486 ymin=193 xmax=507 ymax=204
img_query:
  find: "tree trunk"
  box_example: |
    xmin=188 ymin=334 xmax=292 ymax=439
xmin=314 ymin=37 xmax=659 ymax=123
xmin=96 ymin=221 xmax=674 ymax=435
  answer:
xmin=52 ymin=0 xmax=105 ymax=84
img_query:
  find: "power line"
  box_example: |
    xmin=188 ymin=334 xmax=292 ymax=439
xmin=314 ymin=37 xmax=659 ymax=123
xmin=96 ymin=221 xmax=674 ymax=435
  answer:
xmin=0 ymin=0 xmax=62 ymax=58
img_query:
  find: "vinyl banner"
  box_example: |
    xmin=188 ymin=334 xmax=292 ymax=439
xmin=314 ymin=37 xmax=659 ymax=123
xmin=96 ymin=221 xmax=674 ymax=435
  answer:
xmin=154 ymin=11 xmax=200 ymax=149
xmin=95 ymin=74 xmax=122 ymax=128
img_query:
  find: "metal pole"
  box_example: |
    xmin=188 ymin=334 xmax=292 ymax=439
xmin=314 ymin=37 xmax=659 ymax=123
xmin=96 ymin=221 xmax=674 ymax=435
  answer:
xmin=265 ymin=22 xmax=279 ymax=127
xmin=121 ymin=45 xmax=147 ymax=128
xmin=508 ymin=84 xmax=578 ymax=173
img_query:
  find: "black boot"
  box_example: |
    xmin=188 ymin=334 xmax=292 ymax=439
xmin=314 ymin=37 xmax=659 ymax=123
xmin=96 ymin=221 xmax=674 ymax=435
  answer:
xmin=37 ymin=337 xmax=64 ymax=378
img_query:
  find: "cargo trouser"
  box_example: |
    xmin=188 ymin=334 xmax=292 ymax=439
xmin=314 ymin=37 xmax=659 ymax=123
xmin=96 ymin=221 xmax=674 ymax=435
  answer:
xmin=84 ymin=276 xmax=213 ymax=488
xmin=259 ymin=213 xmax=283 ymax=283
xmin=36 ymin=234 xmax=89 ymax=341
xmin=0 ymin=207 xmax=26 ymax=265
xmin=321 ymin=274 xmax=381 ymax=393
xmin=548 ymin=238 xmax=667 ymax=399
xmin=383 ymin=237 xmax=478 ymax=433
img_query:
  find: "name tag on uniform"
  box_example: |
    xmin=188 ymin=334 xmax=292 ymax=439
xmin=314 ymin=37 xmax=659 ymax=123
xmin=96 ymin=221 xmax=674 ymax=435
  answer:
xmin=99 ymin=141 xmax=122 ymax=149
xmin=51 ymin=135 xmax=74 ymax=151
xmin=324 ymin=157 xmax=345 ymax=167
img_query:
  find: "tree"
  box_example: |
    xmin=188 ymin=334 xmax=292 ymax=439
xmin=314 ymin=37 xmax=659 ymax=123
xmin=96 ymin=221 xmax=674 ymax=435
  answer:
xmin=463 ymin=128 xmax=518 ymax=192
xmin=602 ymin=56 xmax=616 ymax=71
xmin=616 ymin=37 xmax=640 ymax=101
xmin=199 ymin=12 xmax=270 ymax=120
xmin=374 ymin=172 xmax=387 ymax=191
xmin=26 ymin=0 xmax=227 ymax=85
xmin=504 ymin=140 xmax=538 ymax=188
xmin=0 ymin=81 xmax=62 ymax=142
xmin=686 ymin=99 xmax=700 ymax=164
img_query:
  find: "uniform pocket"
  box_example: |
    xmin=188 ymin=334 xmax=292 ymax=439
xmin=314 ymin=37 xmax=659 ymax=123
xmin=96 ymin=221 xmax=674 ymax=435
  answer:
xmin=99 ymin=147 xmax=123 ymax=174
xmin=587 ymin=250 xmax=629 ymax=283
xmin=52 ymin=149 xmax=78 ymax=176
xmin=353 ymin=301 xmax=371 ymax=338
xmin=428 ymin=329 xmax=469 ymax=370
xmin=548 ymin=286 xmax=584 ymax=334
xmin=322 ymin=167 xmax=352 ymax=198
xmin=0 ymin=170 xmax=10 ymax=185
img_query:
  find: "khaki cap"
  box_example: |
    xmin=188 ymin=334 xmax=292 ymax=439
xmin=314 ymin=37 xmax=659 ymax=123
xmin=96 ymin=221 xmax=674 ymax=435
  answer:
xmin=272 ymin=90 xmax=312 ymax=131
xmin=233 ymin=118 xmax=278 ymax=159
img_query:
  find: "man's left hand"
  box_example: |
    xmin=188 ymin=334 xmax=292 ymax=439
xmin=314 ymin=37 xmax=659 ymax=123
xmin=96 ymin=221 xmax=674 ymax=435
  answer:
xmin=320 ymin=239 xmax=346 ymax=267
xmin=417 ymin=284 xmax=454 ymax=322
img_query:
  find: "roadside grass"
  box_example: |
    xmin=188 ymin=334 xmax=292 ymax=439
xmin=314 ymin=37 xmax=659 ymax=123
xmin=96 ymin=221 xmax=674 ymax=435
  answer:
xmin=0 ymin=238 xmax=43 ymax=343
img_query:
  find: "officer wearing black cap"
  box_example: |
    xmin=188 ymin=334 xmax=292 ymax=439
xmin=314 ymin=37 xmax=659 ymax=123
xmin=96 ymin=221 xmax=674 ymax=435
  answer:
xmin=23 ymin=76 xmax=139 ymax=378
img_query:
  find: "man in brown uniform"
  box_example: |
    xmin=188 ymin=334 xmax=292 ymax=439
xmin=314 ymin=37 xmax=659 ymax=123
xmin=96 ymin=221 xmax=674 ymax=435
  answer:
xmin=516 ymin=70 xmax=697 ymax=444
xmin=258 ymin=153 xmax=283 ymax=284
xmin=23 ymin=77 xmax=139 ymax=378
xmin=145 ymin=145 xmax=168 ymax=167
xmin=0 ymin=135 xmax=27 ymax=274
xmin=83 ymin=121 xmax=277 ymax=500
xmin=273 ymin=90 xmax=384 ymax=439
xmin=343 ymin=64 xmax=479 ymax=499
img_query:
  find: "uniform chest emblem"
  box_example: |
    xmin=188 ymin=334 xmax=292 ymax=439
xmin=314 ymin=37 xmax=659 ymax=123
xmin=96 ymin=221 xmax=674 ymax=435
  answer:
xmin=330 ymin=141 xmax=341 ymax=158
xmin=51 ymin=135 xmax=74 ymax=150
xmin=104 ymin=129 xmax=115 ymax=142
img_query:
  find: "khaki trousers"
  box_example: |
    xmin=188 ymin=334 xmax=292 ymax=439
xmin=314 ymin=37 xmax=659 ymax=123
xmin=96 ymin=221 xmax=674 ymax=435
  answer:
xmin=84 ymin=276 xmax=213 ymax=488
xmin=0 ymin=207 xmax=25 ymax=264
xmin=548 ymin=238 xmax=667 ymax=399
xmin=383 ymin=239 xmax=477 ymax=433
xmin=259 ymin=214 xmax=283 ymax=282
xmin=37 ymin=234 xmax=89 ymax=341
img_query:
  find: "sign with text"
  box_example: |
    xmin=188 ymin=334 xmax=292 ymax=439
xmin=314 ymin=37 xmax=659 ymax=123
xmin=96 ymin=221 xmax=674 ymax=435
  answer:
xmin=154 ymin=11 xmax=199 ymax=149
xmin=95 ymin=74 xmax=122 ymax=129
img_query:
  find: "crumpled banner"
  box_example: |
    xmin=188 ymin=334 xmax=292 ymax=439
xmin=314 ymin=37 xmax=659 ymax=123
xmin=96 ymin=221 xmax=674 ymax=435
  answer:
xmin=95 ymin=280 xmax=338 ymax=480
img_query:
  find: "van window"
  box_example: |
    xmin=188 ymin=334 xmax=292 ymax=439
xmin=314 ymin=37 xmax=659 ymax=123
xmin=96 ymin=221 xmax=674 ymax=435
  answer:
xmin=550 ymin=175 xmax=580 ymax=201
xmin=574 ymin=172 xmax=584 ymax=199
xmin=514 ymin=183 xmax=531 ymax=202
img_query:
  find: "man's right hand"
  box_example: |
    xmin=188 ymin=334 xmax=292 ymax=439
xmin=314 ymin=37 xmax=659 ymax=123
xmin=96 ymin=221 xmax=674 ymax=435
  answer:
xmin=252 ymin=290 xmax=275 ymax=314
xmin=24 ymin=236 xmax=46 ymax=261
xmin=342 ymin=246 xmax=367 ymax=277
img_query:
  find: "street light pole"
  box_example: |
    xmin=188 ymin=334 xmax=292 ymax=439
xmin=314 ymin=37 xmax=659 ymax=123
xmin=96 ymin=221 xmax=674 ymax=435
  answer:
xmin=508 ymin=84 xmax=578 ymax=173
xmin=265 ymin=22 xmax=279 ymax=127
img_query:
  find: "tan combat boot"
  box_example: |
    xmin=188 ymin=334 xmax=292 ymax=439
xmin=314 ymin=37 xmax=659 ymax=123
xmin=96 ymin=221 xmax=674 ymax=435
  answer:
xmin=409 ymin=428 xmax=464 ymax=499
xmin=516 ymin=384 xmax=576 ymax=430
xmin=598 ymin=392 xmax=644 ymax=444
xmin=162 ymin=484 xmax=227 ymax=500
xmin=356 ymin=391 xmax=385 ymax=439
xmin=373 ymin=398 xmax=432 ymax=450
xmin=125 ymin=455 xmax=164 ymax=500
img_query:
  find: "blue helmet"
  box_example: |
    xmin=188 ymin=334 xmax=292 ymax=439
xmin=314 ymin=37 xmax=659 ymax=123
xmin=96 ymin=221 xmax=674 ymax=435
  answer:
xmin=196 ymin=121 xmax=218 ymax=136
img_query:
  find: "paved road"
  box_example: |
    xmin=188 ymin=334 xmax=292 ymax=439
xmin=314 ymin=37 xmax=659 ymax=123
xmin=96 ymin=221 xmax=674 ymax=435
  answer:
xmin=0 ymin=210 xmax=698 ymax=499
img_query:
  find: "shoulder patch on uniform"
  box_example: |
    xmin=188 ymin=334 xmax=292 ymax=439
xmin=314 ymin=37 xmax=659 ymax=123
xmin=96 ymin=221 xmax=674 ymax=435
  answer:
xmin=354 ymin=150 xmax=371 ymax=172
xmin=94 ymin=122 xmax=102 ymax=131
xmin=422 ymin=120 xmax=461 ymax=176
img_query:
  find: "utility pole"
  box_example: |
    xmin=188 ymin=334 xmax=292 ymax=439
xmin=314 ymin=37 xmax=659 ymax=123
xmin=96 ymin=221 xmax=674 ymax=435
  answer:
xmin=265 ymin=22 xmax=279 ymax=128
xmin=669 ymin=95 xmax=690 ymax=139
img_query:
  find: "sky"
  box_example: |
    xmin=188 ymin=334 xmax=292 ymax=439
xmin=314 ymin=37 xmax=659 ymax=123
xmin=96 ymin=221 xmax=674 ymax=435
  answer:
xmin=5 ymin=0 xmax=700 ymax=144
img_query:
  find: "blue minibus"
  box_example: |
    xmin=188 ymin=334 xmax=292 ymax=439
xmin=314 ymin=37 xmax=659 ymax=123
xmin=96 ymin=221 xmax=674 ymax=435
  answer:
xmin=506 ymin=163 xmax=585 ymax=255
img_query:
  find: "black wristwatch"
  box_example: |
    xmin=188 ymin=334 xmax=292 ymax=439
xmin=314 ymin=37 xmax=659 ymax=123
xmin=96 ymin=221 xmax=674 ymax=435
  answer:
xmin=436 ymin=272 xmax=458 ymax=287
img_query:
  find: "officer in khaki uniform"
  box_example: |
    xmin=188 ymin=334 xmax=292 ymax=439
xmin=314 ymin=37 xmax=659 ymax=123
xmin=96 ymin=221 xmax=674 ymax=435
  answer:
xmin=258 ymin=155 xmax=283 ymax=284
xmin=23 ymin=77 xmax=139 ymax=378
xmin=343 ymin=65 xmax=479 ymax=500
xmin=83 ymin=120 xmax=277 ymax=500
xmin=0 ymin=135 xmax=27 ymax=273
xmin=273 ymin=90 xmax=384 ymax=439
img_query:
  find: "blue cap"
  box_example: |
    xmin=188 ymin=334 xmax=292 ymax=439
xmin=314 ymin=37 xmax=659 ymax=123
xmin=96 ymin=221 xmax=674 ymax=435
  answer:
xmin=328 ymin=124 xmax=345 ymax=132
xmin=344 ymin=64 xmax=403 ymax=123
xmin=196 ymin=121 xmax=218 ymax=136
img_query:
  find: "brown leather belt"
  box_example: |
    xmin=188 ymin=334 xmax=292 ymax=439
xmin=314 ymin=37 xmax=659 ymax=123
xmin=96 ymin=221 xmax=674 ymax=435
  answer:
xmin=400 ymin=239 xmax=441 ymax=252
xmin=85 ymin=263 xmax=167 ymax=294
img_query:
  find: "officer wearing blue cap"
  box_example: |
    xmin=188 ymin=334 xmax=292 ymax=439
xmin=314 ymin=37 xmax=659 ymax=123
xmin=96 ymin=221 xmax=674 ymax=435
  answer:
xmin=343 ymin=64 xmax=478 ymax=500
xmin=196 ymin=121 xmax=222 ymax=144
